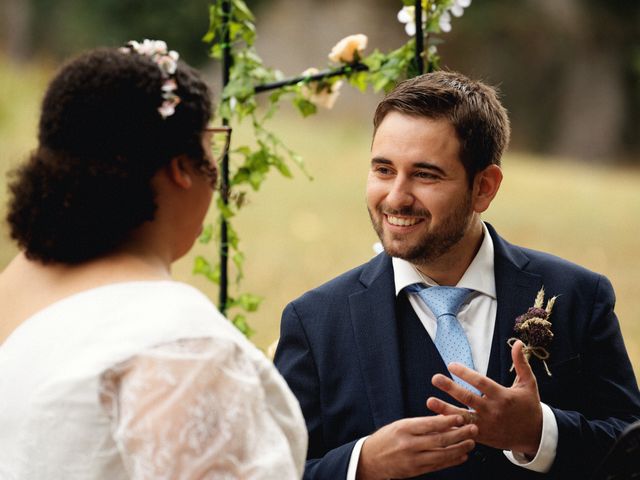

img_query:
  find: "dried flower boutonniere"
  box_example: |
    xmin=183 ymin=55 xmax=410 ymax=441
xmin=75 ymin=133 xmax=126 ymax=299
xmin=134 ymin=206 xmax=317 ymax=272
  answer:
xmin=508 ymin=288 xmax=557 ymax=376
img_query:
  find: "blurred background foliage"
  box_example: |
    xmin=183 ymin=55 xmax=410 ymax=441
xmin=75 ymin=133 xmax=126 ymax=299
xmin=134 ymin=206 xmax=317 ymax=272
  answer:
xmin=0 ymin=0 xmax=639 ymax=374
xmin=2 ymin=0 xmax=639 ymax=160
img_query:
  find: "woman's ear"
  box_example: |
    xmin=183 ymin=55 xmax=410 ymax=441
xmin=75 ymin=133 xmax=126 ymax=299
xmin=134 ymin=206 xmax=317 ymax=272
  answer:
xmin=167 ymin=156 xmax=193 ymax=189
xmin=472 ymin=164 xmax=503 ymax=213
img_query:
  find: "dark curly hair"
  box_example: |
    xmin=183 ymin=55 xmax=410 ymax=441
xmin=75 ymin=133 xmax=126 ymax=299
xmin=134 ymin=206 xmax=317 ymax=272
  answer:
xmin=7 ymin=46 xmax=213 ymax=264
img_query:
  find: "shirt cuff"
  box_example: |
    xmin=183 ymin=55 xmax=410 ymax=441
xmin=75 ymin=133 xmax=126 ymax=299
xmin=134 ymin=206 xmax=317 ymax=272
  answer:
xmin=346 ymin=436 xmax=369 ymax=480
xmin=503 ymin=402 xmax=558 ymax=473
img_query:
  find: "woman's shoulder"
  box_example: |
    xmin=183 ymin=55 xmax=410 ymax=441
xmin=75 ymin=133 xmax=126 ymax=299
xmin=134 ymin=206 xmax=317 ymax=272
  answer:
xmin=2 ymin=280 xmax=250 ymax=372
xmin=88 ymin=280 xmax=247 ymax=344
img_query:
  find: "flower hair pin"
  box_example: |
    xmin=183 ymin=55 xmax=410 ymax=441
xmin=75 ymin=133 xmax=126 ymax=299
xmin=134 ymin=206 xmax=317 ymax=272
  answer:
xmin=119 ymin=39 xmax=181 ymax=119
xmin=508 ymin=287 xmax=557 ymax=376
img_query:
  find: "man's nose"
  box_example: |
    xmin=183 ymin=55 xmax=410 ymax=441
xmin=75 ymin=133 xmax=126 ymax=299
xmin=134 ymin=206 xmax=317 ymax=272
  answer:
xmin=385 ymin=176 xmax=414 ymax=209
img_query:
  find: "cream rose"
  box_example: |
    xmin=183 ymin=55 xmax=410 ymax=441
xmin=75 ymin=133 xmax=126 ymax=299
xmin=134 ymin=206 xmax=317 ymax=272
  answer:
xmin=328 ymin=34 xmax=368 ymax=63
xmin=300 ymin=68 xmax=343 ymax=109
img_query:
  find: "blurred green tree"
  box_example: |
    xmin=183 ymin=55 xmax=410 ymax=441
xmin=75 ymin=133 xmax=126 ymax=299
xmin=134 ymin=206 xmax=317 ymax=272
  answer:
xmin=2 ymin=0 xmax=260 ymax=65
xmin=1 ymin=0 xmax=637 ymax=159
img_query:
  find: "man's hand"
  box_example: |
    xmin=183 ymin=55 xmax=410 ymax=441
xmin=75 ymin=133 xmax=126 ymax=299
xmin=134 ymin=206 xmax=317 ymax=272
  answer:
xmin=427 ymin=340 xmax=543 ymax=457
xmin=356 ymin=414 xmax=478 ymax=480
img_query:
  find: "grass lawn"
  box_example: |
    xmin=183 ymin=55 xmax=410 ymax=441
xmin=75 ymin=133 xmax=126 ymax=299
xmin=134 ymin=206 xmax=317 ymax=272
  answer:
xmin=2 ymin=58 xmax=639 ymax=379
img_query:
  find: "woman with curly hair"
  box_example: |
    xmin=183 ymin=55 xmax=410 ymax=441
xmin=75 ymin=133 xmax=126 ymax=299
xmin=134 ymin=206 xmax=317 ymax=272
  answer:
xmin=0 ymin=40 xmax=306 ymax=479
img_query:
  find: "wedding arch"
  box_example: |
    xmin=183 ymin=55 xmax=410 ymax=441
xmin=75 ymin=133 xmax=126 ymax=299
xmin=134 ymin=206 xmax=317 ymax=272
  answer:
xmin=197 ymin=0 xmax=472 ymax=336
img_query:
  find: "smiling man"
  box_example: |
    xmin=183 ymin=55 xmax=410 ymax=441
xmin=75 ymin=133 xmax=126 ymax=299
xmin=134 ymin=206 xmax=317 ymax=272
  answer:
xmin=274 ymin=71 xmax=640 ymax=480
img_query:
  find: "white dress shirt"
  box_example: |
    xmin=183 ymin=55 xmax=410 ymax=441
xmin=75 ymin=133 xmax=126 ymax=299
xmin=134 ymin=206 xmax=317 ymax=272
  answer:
xmin=346 ymin=223 xmax=557 ymax=479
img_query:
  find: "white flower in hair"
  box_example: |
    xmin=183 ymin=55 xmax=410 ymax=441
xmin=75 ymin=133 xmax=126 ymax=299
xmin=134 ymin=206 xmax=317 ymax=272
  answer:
xmin=120 ymin=38 xmax=182 ymax=119
xmin=153 ymin=40 xmax=168 ymax=53
xmin=157 ymin=55 xmax=178 ymax=75
xmin=158 ymin=102 xmax=177 ymax=118
xmin=161 ymin=78 xmax=178 ymax=93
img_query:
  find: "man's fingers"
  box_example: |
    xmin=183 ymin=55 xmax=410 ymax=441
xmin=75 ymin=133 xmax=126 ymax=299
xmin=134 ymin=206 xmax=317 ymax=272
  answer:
xmin=511 ymin=340 xmax=535 ymax=384
xmin=425 ymin=397 xmax=467 ymax=417
xmin=447 ymin=363 xmax=501 ymax=397
xmin=432 ymin=373 xmax=484 ymax=410
xmin=416 ymin=438 xmax=476 ymax=469
xmin=418 ymin=424 xmax=478 ymax=450
xmin=404 ymin=413 xmax=465 ymax=435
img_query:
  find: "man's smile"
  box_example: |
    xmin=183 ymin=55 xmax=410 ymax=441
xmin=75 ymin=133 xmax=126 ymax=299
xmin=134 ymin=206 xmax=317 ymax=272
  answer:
xmin=384 ymin=214 xmax=425 ymax=227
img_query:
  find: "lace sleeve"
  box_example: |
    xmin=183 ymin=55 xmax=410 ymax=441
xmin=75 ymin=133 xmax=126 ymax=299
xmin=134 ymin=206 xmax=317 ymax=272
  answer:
xmin=99 ymin=337 xmax=304 ymax=480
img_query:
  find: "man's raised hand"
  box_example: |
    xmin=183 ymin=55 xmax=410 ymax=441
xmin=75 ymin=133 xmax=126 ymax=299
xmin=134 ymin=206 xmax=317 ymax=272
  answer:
xmin=426 ymin=340 xmax=543 ymax=457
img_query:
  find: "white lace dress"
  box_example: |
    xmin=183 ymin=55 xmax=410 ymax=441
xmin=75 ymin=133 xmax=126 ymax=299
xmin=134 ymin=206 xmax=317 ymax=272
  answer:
xmin=0 ymin=281 xmax=307 ymax=479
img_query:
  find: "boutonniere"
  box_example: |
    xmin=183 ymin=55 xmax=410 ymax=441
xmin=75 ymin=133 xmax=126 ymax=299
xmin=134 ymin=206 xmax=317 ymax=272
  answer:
xmin=508 ymin=287 xmax=557 ymax=376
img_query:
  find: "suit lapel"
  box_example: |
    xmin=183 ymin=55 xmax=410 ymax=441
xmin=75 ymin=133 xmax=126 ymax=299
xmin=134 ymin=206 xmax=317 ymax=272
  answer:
xmin=349 ymin=254 xmax=405 ymax=429
xmin=486 ymin=224 xmax=543 ymax=386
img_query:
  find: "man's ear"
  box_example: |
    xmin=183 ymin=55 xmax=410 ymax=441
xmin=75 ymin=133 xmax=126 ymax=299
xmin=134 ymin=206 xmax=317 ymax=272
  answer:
xmin=472 ymin=164 xmax=503 ymax=213
xmin=167 ymin=156 xmax=193 ymax=189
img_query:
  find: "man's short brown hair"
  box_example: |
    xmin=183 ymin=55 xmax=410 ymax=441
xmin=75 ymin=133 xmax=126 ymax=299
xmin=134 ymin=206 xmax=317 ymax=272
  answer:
xmin=373 ymin=71 xmax=510 ymax=184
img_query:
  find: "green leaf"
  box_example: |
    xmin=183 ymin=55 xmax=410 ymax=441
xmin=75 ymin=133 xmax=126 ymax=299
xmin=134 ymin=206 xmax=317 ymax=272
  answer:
xmin=240 ymin=21 xmax=256 ymax=46
xmin=275 ymin=160 xmax=293 ymax=178
xmin=237 ymin=292 xmax=263 ymax=312
xmin=235 ymin=146 xmax=252 ymax=157
xmin=249 ymin=170 xmax=265 ymax=190
xmin=232 ymin=314 xmax=255 ymax=338
xmin=293 ymin=97 xmax=317 ymax=118
xmin=193 ymin=255 xmax=210 ymax=275
xmin=232 ymin=0 xmax=255 ymax=21
xmin=232 ymin=251 xmax=245 ymax=271
xmin=216 ymin=196 xmax=235 ymax=219
xmin=348 ymin=71 xmax=369 ymax=92
xmin=373 ymin=75 xmax=393 ymax=92
xmin=227 ymin=223 xmax=240 ymax=250
xmin=198 ymin=223 xmax=214 ymax=244
xmin=202 ymin=3 xmax=220 ymax=44
xmin=193 ymin=256 xmax=220 ymax=284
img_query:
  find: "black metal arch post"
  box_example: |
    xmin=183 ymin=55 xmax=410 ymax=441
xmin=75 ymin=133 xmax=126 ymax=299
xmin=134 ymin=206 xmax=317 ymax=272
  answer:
xmin=415 ymin=0 xmax=425 ymax=74
xmin=219 ymin=0 xmax=232 ymax=314
xmin=217 ymin=0 xmax=425 ymax=315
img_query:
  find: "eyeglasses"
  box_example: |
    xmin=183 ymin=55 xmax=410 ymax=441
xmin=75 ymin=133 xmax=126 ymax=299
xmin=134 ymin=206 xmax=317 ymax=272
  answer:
xmin=205 ymin=126 xmax=232 ymax=164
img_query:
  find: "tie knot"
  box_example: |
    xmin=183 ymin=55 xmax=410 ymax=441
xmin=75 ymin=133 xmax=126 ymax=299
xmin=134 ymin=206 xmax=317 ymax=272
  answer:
xmin=408 ymin=285 xmax=474 ymax=318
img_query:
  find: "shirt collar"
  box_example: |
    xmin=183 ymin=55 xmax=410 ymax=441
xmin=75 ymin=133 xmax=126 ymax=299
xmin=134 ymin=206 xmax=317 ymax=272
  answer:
xmin=392 ymin=222 xmax=496 ymax=298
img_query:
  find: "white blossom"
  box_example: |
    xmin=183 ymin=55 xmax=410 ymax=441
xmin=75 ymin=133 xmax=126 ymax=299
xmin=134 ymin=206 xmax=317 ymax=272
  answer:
xmin=397 ymin=6 xmax=426 ymax=37
xmin=158 ymin=101 xmax=176 ymax=118
xmin=439 ymin=11 xmax=452 ymax=32
xmin=450 ymin=4 xmax=464 ymax=17
xmin=397 ymin=1 xmax=472 ymax=36
xmin=450 ymin=0 xmax=472 ymax=17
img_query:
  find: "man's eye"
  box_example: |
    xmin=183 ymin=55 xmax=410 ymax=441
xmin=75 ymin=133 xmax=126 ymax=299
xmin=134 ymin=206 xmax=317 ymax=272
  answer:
xmin=415 ymin=171 xmax=438 ymax=180
xmin=375 ymin=166 xmax=392 ymax=175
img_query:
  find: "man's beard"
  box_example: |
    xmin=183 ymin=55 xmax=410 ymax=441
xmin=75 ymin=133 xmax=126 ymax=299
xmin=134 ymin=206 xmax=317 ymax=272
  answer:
xmin=368 ymin=193 xmax=473 ymax=264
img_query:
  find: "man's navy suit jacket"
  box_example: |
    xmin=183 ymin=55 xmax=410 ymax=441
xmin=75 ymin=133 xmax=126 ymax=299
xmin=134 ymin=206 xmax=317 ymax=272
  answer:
xmin=275 ymin=225 xmax=640 ymax=479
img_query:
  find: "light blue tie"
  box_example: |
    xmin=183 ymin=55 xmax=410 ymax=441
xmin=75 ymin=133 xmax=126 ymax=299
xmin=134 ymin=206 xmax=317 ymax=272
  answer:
xmin=407 ymin=284 xmax=480 ymax=395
